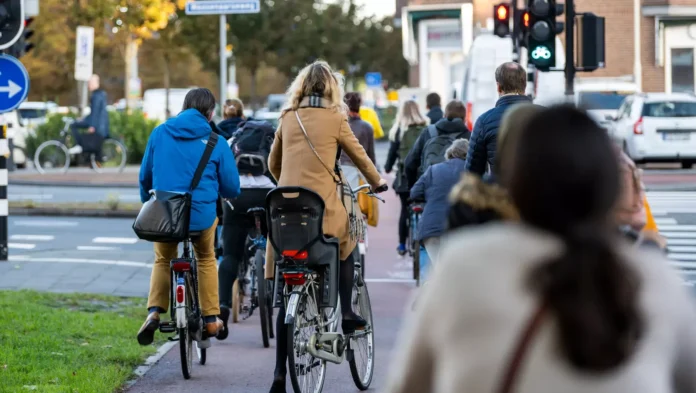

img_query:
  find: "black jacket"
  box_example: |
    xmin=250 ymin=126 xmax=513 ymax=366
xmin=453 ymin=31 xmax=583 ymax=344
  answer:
xmin=464 ymin=95 xmax=532 ymax=176
xmin=404 ymin=118 xmax=470 ymax=189
xmin=426 ymin=106 xmax=443 ymax=125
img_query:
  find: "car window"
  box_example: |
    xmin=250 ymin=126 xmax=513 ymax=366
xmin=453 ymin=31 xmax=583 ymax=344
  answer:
xmin=578 ymin=92 xmax=629 ymax=110
xmin=617 ymin=98 xmax=632 ymax=118
xmin=18 ymin=109 xmax=48 ymax=120
xmin=642 ymin=101 xmax=696 ymax=117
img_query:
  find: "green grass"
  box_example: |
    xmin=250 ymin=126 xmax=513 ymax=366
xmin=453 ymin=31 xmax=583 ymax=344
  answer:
xmin=0 ymin=291 xmax=164 ymax=393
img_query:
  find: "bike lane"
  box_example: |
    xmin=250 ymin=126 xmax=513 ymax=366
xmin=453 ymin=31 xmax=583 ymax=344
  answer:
xmin=126 ymin=179 xmax=416 ymax=393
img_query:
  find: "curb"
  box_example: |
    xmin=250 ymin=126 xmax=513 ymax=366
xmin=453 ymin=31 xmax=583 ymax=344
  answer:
xmin=125 ymin=341 xmax=177 ymax=389
xmin=9 ymin=180 xmax=138 ymax=188
xmin=9 ymin=207 xmax=139 ymax=218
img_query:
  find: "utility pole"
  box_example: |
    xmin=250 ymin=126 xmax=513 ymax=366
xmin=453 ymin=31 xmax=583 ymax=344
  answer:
xmin=219 ymin=15 xmax=227 ymax=108
xmin=564 ymin=0 xmax=575 ymax=97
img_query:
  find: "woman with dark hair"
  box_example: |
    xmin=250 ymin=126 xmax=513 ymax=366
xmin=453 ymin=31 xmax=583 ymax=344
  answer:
xmin=385 ymin=105 xmax=696 ymax=393
xmin=136 ymin=88 xmax=241 ymax=346
xmin=217 ymin=98 xmax=247 ymax=139
xmin=341 ymin=92 xmax=376 ymax=189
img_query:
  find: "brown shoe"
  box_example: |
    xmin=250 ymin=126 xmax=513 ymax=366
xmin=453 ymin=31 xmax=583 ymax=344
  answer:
xmin=205 ymin=317 xmax=224 ymax=337
xmin=137 ymin=312 xmax=160 ymax=346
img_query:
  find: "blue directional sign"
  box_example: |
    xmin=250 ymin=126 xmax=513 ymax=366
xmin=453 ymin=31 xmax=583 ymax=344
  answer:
xmin=185 ymin=0 xmax=260 ymax=15
xmin=365 ymin=72 xmax=382 ymax=88
xmin=0 ymin=55 xmax=29 ymax=113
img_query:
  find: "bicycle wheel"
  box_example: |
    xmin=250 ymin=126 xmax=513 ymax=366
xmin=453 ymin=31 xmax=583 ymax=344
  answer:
xmin=348 ymin=284 xmax=375 ymax=390
xmin=288 ymin=292 xmax=327 ymax=393
xmin=34 ymin=140 xmax=70 ymax=174
xmin=413 ymin=245 xmax=420 ymax=287
xmin=195 ymin=341 xmax=207 ymax=365
xmin=91 ymin=139 xmax=127 ymax=173
xmin=255 ymin=249 xmax=271 ymax=348
xmin=179 ymin=274 xmax=194 ymax=379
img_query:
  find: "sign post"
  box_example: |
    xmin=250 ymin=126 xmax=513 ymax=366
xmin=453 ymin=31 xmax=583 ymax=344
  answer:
xmin=186 ymin=0 xmax=260 ymax=107
xmin=74 ymin=26 xmax=94 ymax=112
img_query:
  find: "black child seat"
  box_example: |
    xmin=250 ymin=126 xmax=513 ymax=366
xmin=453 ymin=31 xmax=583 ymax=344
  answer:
xmin=266 ymin=187 xmax=339 ymax=309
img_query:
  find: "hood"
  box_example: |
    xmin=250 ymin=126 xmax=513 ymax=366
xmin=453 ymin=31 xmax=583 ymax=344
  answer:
xmin=434 ymin=117 xmax=469 ymax=135
xmin=162 ymin=109 xmax=212 ymax=140
xmin=448 ymin=173 xmax=519 ymax=220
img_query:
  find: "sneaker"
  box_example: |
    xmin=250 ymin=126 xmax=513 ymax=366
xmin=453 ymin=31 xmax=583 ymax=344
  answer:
xmin=397 ymin=244 xmax=407 ymax=256
xmin=68 ymin=145 xmax=83 ymax=155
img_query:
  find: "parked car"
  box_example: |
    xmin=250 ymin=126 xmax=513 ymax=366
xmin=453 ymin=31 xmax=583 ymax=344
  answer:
xmin=609 ymin=93 xmax=696 ymax=168
xmin=5 ymin=110 xmax=29 ymax=168
xmin=18 ymin=101 xmax=57 ymax=127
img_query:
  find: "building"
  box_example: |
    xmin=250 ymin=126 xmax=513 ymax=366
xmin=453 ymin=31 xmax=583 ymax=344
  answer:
xmin=397 ymin=0 xmax=696 ymax=94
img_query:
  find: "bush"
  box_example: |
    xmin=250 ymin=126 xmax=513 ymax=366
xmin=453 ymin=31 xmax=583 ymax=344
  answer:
xmin=26 ymin=111 xmax=158 ymax=165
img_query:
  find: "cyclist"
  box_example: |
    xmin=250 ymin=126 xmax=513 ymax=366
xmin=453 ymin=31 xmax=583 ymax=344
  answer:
xmin=341 ymin=92 xmax=376 ymax=189
xmin=217 ymin=118 xmax=277 ymax=340
xmin=136 ymin=88 xmax=241 ymax=346
xmin=217 ymin=98 xmax=248 ymax=140
xmin=264 ymin=61 xmax=386 ymax=393
xmin=384 ymin=100 xmax=428 ymax=255
xmin=68 ymin=74 xmax=110 ymax=155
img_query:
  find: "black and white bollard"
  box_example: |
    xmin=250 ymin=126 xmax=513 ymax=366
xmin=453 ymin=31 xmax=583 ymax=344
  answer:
xmin=0 ymin=122 xmax=8 ymax=261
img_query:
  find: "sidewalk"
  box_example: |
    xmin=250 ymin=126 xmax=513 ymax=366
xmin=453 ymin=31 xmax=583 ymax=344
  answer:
xmin=9 ymin=167 xmax=140 ymax=187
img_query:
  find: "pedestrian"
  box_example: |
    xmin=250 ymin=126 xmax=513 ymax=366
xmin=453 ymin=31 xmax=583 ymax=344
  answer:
xmin=136 ymin=88 xmax=241 ymax=346
xmin=425 ymin=92 xmax=443 ymax=124
xmin=384 ymin=100 xmax=429 ymax=256
xmin=68 ymin=74 xmax=110 ymax=155
xmin=359 ymin=104 xmax=385 ymax=139
xmin=341 ymin=92 xmax=376 ymax=189
xmin=385 ymin=105 xmax=696 ymax=393
xmin=465 ymin=61 xmax=531 ymax=176
xmin=217 ymin=98 xmax=247 ymax=140
xmin=410 ymin=138 xmax=469 ymax=264
xmin=264 ymin=60 xmax=387 ymax=393
xmin=404 ymin=100 xmax=470 ymax=189
xmin=448 ymin=104 xmax=542 ymax=229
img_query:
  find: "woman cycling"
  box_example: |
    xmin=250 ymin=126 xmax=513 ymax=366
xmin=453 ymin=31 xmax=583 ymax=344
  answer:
xmin=264 ymin=60 xmax=386 ymax=393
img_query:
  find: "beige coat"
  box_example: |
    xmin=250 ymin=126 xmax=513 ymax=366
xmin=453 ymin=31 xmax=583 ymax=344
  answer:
xmin=264 ymin=99 xmax=380 ymax=279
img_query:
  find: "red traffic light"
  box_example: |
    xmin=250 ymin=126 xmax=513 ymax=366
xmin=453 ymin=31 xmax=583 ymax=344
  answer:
xmin=523 ymin=11 xmax=530 ymax=28
xmin=496 ymin=4 xmax=508 ymax=21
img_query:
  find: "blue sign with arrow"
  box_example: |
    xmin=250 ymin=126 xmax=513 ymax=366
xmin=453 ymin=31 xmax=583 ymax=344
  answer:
xmin=0 ymin=55 xmax=29 ymax=113
xmin=365 ymin=72 xmax=382 ymax=88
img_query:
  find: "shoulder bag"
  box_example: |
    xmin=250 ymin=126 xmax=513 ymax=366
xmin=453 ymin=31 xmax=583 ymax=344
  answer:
xmin=133 ymin=132 xmax=219 ymax=243
xmin=294 ymin=111 xmax=364 ymax=243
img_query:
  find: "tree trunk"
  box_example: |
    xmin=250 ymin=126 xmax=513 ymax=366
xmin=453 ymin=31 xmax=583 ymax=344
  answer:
xmin=163 ymin=53 xmax=171 ymax=118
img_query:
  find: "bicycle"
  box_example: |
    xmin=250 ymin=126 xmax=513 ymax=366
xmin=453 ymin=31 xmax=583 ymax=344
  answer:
xmin=266 ymin=184 xmax=386 ymax=393
xmin=230 ymin=205 xmax=275 ymax=348
xmin=33 ymin=117 xmax=127 ymax=174
xmin=157 ymin=232 xmax=209 ymax=379
xmin=407 ymin=201 xmax=424 ymax=286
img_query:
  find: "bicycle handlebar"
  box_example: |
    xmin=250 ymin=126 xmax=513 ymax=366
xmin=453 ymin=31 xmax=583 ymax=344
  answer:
xmin=351 ymin=184 xmax=387 ymax=204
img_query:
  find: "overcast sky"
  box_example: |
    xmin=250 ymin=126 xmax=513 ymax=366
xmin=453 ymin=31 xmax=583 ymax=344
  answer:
xmin=354 ymin=0 xmax=396 ymax=18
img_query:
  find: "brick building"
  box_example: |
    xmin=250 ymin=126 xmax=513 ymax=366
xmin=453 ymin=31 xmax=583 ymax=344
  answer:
xmin=398 ymin=0 xmax=696 ymax=94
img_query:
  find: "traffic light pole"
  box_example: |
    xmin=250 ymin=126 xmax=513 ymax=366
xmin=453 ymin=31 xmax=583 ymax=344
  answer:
xmin=564 ymin=0 xmax=575 ymax=97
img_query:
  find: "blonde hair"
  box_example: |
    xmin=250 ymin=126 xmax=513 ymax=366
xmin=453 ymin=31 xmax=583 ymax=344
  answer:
xmin=283 ymin=60 xmax=347 ymax=115
xmin=389 ymin=100 xmax=428 ymax=141
xmin=224 ymin=98 xmax=244 ymax=119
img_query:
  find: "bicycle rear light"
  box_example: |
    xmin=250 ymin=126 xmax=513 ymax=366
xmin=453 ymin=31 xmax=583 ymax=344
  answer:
xmin=171 ymin=260 xmax=191 ymax=272
xmin=283 ymin=272 xmax=307 ymax=286
xmin=176 ymin=285 xmax=185 ymax=303
xmin=282 ymin=250 xmax=308 ymax=260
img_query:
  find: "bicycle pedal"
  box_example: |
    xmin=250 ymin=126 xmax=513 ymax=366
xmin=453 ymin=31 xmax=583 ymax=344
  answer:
xmin=159 ymin=322 xmax=176 ymax=333
xmin=167 ymin=336 xmax=179 ymax=342
xmin=197 ymin=338 xmax=211 ymax=349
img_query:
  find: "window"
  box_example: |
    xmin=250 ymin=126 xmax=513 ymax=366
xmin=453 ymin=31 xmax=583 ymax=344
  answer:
xmin=617 ymin=98 xmax=633 ymax=119
xmin=18 ymin=109 xmax=48 ymax=120
xmin=642 ymin=101 xmax=696 ymax=117
xmin=578 ymin=92 xmax=629 ymax=110
xmin=671 ymin=48 xmax=695 ymax=93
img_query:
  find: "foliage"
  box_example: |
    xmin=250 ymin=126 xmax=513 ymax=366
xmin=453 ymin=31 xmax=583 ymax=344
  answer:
xmin=24 ymin=113 xmax=75 ymax=159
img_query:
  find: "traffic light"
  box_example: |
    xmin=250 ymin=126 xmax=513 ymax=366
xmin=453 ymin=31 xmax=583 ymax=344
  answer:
xmin=493 ymin=3 xmax=510 ymax=38
xmin=8 ymin=18 xmax=33 ymax=58
xmin=576 ymin=13 xmax=605 ymax=71
xmin=0 ymin=0 xmax=24 ymax=50
xmin=527 ymin=0 xmax=564 ymax=70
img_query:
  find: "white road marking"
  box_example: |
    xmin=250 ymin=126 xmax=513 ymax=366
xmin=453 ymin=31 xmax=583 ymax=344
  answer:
xmin=13 ymin=220 xmax=79 ymax=227
xmin=660 ymin=232 xmax=696 ymax=238
xmin=10 ymin=234 xmax=54 ymax=241
xmin=668 ymin=255 xmax=696 ymax=264
xmin=654 ymin=218 xmax=677 ymax=225
xmin=667 ymin=239 xmax=696 ymax=246
xmin=8 ymin=194 xmax=54 ymax=200
xmin=9 ymin=255 xmax=152 ymax=268
xmin=8 ymin=243 xmax=35 ymax=250
xmin=116 ymin=194 xmax=141 ymax=201
xmin=92 ymin=237 xmax=139 ymax=244
xmin=655 ymin=225 xmax=696 ymax=231
xmin=77 ymin=246 xmax=119 ymax=251
xmin=365 ymin=278 xmax=416 ymax=284
xmin=666 ymin=246 xmax=696 ymax=253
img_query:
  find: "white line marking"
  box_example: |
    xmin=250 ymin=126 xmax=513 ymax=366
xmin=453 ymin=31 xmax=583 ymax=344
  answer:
xmin=668 ymin=255 xmax=696 ymax=263
xmin=657 ymin=225 xmax=696 ymax=231
xmin=654 ymin=218 xmax=677 ymax=225
xmin=77 ymin=246 xmax=119 ymax=251
xmin=667 ymin=246 xmax=696 ymax=253
xmin=92 ymin=237 xmax=139 ymax=245
xmin=13 ymin=220 xmax=79 ymax=227
xmin=8 ymin=194 xmax=54 ymax=200
xmin=8 ymin=242 xmax=35 ymax=250
xmin=10 ymin=234 xmax=54 ymax=241
xmin=131 ymin=341 xmax=177 ymax=379
xmin=365 ymin=278 xmax=416 ymax=283
xmin=8 ymin=255 xmax=152 ymax=268
xmin=667 ymin=239 xmax=696 ymax=246
xmin=660 ymin=232 xmax=696 ymax=238
xmin=652 ymin=209 xmax=696 ymax=214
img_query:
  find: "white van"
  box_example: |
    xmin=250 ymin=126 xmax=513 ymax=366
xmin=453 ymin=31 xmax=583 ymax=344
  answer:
xmin=142 ymin=88 xmax=193 ymax=123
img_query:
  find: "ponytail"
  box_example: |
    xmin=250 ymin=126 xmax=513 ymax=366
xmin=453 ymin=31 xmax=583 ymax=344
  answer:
xmin=529 ymin=226 xmax=643 ymax=372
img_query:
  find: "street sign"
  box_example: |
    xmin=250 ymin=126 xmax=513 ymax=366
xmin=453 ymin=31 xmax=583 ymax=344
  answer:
xmin=365 ymin=72 xmax=382 ymax=88
xmin=185 ymin=0 xmax=260 ymax=15
xmin=74 ymin=26 xmax=94 ymax=82
xmin=0 ymin=55 xmax=29 ymax=113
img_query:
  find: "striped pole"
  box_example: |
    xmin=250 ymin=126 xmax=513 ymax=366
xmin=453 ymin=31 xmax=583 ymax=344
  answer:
xmin=0 ymin=119 xmax=8 ymax=261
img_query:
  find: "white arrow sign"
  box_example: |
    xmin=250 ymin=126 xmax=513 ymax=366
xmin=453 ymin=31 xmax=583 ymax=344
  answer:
xmin=0 ymin=80 xmax=22 ymax=99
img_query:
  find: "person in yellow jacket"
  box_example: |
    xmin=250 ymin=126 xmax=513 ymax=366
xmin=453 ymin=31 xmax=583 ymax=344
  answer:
xmin=642 ymin=197 xmax=667 ymax=249
xmin=359 ymin=106 xmax=384 ymax=139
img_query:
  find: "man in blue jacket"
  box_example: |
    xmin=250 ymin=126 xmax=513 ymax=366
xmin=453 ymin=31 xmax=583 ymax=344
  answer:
xmin=465 ymin=62 xmax=531 ymax=176
xmin=137 ymin=88 xmax=241 ymax=346
xmin=68 ymin=74 xmax=110 ymax=155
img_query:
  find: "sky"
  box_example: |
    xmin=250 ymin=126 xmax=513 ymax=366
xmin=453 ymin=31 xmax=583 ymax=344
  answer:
xmin=354 ymin=0 xmax=396 ymax=19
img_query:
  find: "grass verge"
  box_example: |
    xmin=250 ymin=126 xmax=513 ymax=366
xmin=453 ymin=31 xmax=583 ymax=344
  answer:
xmin=0 ymin=290 xmax=163 ymax=393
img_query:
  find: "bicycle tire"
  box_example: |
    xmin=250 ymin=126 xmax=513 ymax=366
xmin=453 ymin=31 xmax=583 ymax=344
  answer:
xmin=34 ymin=140 xmax=71 ymax=174
xmin=413 ymin=242 xmax=420 ymax=287
xmin=195 ymin=341 xmax=207 ymax=365
xmin=255 ymin=249 xmax=271 ymax=348
xmin=232 ymin=279 xmax=241 ymax=323
xmin=288 ymin=293 xmax=327 ymax=393
xmin=348 ymin=284 xmax=375 ymax=390
xmin=90 ymin=139 xmax=127 ymax=173
xmin=179 ymin=273 xmax=194 ymax=380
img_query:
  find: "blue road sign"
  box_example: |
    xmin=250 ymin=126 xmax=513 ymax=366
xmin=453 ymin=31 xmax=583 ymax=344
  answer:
xmin=185 ymin=0 xmax=260 ymax=15
xmin=365 ymin=72 xmax=382 ymax=88
xmin=0 ymin=55 xmax=29 ymax=113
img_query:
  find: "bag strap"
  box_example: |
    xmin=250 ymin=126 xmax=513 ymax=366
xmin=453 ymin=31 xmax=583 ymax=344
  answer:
xmin=295 ymin=111 xmax=341 ymax=185
xmin=496 ymin=302 xmax=547 ymax=393
xmin=189 ymin=132 xmax=219 ymax=192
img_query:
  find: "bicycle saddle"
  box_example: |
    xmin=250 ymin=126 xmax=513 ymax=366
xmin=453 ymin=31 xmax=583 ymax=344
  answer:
xmin=247 ymin=207 xmax=266 ymax=214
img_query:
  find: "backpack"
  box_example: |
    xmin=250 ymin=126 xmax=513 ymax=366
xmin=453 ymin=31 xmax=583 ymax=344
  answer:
xmin=420 ymin=125 xmax=465 ymax=175
xmin=397 ymin=125 xmax=423 ymax=163
xmin=230 ymin=120 xmax=276 ymax=176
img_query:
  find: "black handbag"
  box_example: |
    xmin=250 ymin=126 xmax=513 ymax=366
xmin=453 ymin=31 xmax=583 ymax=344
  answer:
xmin=132 ymin=132 xmax=219 ymax=243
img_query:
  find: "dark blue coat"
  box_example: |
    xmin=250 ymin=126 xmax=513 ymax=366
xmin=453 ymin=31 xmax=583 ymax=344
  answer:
xmin=426 ymin=106 xmax=443 ymax=125
xmin=85 ymin=89 xmax=109 ymax=137
xmin=410 ymin=157 xmax=466 ymax=240
xmin=464 ymin=95 xmax=532 ymax=176
xmin=217 ymin=117 xmax=245 ymax=139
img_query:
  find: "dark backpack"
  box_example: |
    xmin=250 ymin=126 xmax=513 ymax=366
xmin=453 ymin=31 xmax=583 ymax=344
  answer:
xmin=420 ymin=125 xmax=466 ymax=175
xmin=397 ymin=125 xmax=423 ymax=163
xmin=230 ymin=120 xmax=276 ymax=176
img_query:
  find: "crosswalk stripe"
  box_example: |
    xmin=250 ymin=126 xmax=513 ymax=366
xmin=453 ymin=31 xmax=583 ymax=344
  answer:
xmin=9 ymin=243 xmax=35 ymax=250
xmin=10 ymin=234 xmax=54 ymax=241
xmin=667 ymin=239 xmax=696 ymax=246
xmin=77 ymin=246 xmax=119 ymax=251
xmin=655 ymin=225 xmax=696 ymax=231
xmin=654 ymin=218 xmax=677 ymax=225
xmin=92 ymin=237 xmax=139 ymax=245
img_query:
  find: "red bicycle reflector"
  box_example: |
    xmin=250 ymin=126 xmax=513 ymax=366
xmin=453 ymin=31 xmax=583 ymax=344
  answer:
xmin=176 ymin=285 xmax=185 ymax=303
xmin=465 ymin=102 xmax=473 ymax=131
xmin=283 ymin=272 xmax=307 ymax=286
xmin=282 ymin=250 xmax=308 ymax=260
xmin=172 ymin=261 xmax=191 ymax=272
xmin=411 ymin=205 xmax=424 ymax=213
xmin=496 ymin=5 xmax=508 ymax=20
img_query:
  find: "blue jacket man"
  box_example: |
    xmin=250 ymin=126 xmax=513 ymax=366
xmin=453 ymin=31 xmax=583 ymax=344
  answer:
xmin=69 ymin=74 xmax=110 ymax=154
xmin=465 ymin=62 xmax=531 ymax=176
